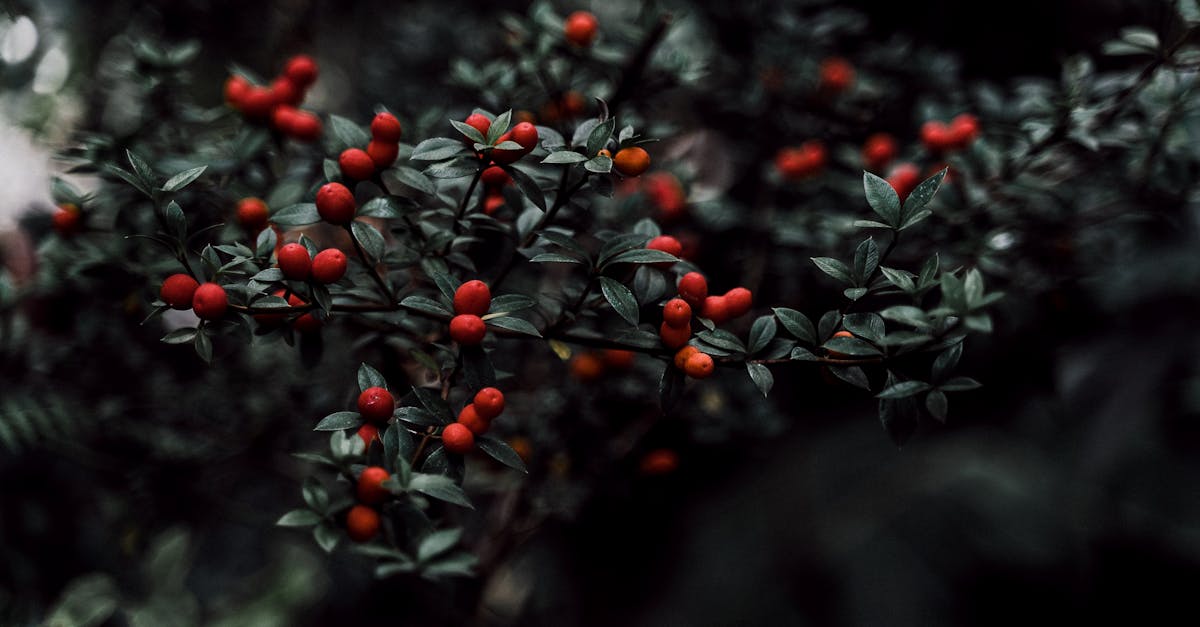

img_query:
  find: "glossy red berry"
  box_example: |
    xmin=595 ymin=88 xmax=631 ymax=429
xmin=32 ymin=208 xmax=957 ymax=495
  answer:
xmin=492 ymin=122 xmax=539 ymax=165
xmin=236 ymin=197 xmax=270 ymax=232
xmin=662 ymin=298 xmax=692 ymax=327
xmin=284 ymin=55 xmax=319 ymax=88
xmin=357 ymin=386 xmax=395 ymax=424
xmin=276 ymin=243 xmax=311 ymax=280
xmin=473 ymin=387 xmax=505 ymax=420
xmin=457 ymin=403 xmax=490 ymax=436
xmin=224 ymin=75 xmax=249 ymax=107
xmin=339 ymin=148 xmax=376 ymax=181
xmin=463 ymin=113 xmax=491 ymax=140
xmin=453 ymin=280 xmax=492 ymax=316
xmin=370 ymin=112 xmax=402 ymax=142
xmin=724 ymin=287 xmax=753 ymax=318
xmin=950 ymin=113 xmax=980 ymax=148
xmin=677 ymin=272 xmax=708 ymax=309
xmin=269 ymin=76 xmax=302 ymax=107
xmin=660 ymin=321 xmax=691 ymax=349
xmin=311 ymin=249 xmax=347 ymax=284
xmin=366 ymin=140 xmax=399 ymax=169
xmin=357 ymin=423 xmax=380 ymax=448
xmin=481 ymin=165 xmax=510 ymax=187
xmin=316 ymin=182 xmax=356 ymax=224
xmin=192 ymin=283 xmax=228 ymax=320
xmin=287 ymin=110 xmax=323 ymax=141
xmin=346 ymin=505 xmax=380 ymax=542
xmin=356 ymin=466 xmax=391 ymax=505
xmin=160 ymin=273 xmax=199 ymax=310
xmin=683 ymin=351 xmax=715 ymax=379
xmin=449 ymin=314 xmax=486 ymax=345
xmin=646 ymin=235 xmax=682 ymax=259
xmin=564 ymin=11 xmax=598 ymax=47
xmin=701 ymin=296 xmax=730 ymax=324
xmin=239 ymin=86 xmax=275 ymax=120
xmin=674 ymin=345 xmax=700 ymax=370
xmin=442 ymin=422 xmax=475 ymax=454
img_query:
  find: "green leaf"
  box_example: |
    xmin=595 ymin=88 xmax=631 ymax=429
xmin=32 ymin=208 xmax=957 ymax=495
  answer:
xmin=485 ymin=109 xmax=512 ymax=145
xmin=791 ymin=347 xmax=820 ymax=361
xmin=488 ymin=293 xmax=537 ymax=313
xmin=940 ymin=377 xmax=982 ymax=392
xmin=401 ymin=295 xmax=452 ymax=317
xmin=822 ymin=336 xmax=882 ymax=357
xmin=163 ymin=200 xmax=187 ymax=240
xmin=842 ymin=313 xmax=885 ymax=343
xmin=901 ymin=168 xmax=946 ymax=219
xmin=417 ymin=528 xmax=463 ymax=562
xmin=829 ymin=366 xmax=870 ymax=390
xmin=314 ymin=411 xmax=363 ymax=431
xmin=476 ymin=436 xmax=528 ymax=473
xmin=852 ymin=238 xmax=879 ymax=284
xmin=358 ymin=363 xmax=387 ymax=392
xmin=423 ymin=159 xmax=479 ymax=179
xmin=411 ymin=137 xmax=467 ymax=161
xmin=598 ymin=233 xmax=651 ymax=265
xmin=162 ymin=165 xmax=207 ymax=192
xmin=604 ymin=248 xmax=679 ymax=267
xmin=271 ymin=203 xmax=321 ymax=226
xmin=880 ymin=305 xmax=931 ymax=330
xmin=659 ymin=364 xmax=686 ymax=413
xmin=487 ymin=316 xmax=542 ymax=337
xmin=384 ymin=166 xmax=437 ymax=196
xmin=932 ymin=342 xmax=962 ymax=382
xmin=696 ymin=329 xmax=746 ymax=354
xmin=899 ymin=209 xmax=933 ymax=231
xmin=773 ymin=308 xmax=816 ymax=344
xmin=255 ymin=227 xmax=277 ymax=258
xmin=193 ymin=330 xmax=212 ymax=363
xmin=412 ymin=386 xmax=455 ymax=423
xmin=542 ymin=150 xmax=589 ymax=164
xmin=926 ymin=390 xmax=948 ymax=422
xmin=330 ymin=115 xmax=371 ymax=149
xmin=127 ymin=149 xmax=156 ymax=187
xmin=396 ymin=406 xmax=444 ymax=426
xmin=358 ymin=196 xmax=405 ymax=219
xmin=161 ymin=327 xmax=197 ymax=344
xmin=876 ymin=380 xmax=932 ymax=399
xmin=586 ymin=118 xmax=616 ymax=156
xmin=818 ymin=310 xmax=842 ymax=341
xmin=409 ymin=474 xmax=473 ymax=508
xmin=106 ymin=164 xmax=151 ymax=196
xmin=811 ymin=257 xmax=854 ymax=285
xmin=351 ymin=220 xmax=386 ymax=262
xmin=599 ymin=277 xmax=639 ymax=326
xmin=863 ymin=171 xmax=901 ymax=226
xmin=302 ymin=477 xmax=329 ymax=512
xmin=746 ymin=363 xmax=774 ymax=397
xmin=460 ymin=345 xmax=496 ymax=390
xmin=505 ymin=166 xmax=547 ymax=211
xmin=450 ymin=119 xmax=486 ymax=144
xmin=584 ymin=155 xmax=613 ymax=173
xmin=880 ymin=267 xmax=916 ymax=293
xmin=313 ymin=522 xmax=340 ymax=553
xmin=747 ymin=315 xmax=777 ymax=354
xmin=530 ymin=253 xmax=585 ymax=264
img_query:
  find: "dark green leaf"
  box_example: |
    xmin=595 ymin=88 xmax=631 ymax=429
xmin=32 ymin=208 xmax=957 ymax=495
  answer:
xmin=476 ymin=436 xmax=528 ymax=473
xmin=926 ymin=390 xmax=948 ymax=422
xmin=315 ymin=411 xmax=363 ymax=431
xmin=932 ymin=342 xmax=962 ymax=382
xmin=746 ymin=363 xmax=774 ymax=397
xmin=423 ymin=159 xmax=479 ymax=179
xmin=193 ymin=330 xmax=212 ymax=363
xmin=584 ymin=155 xmax=613 ymax=173
xmin=940 ymin=377 xmax=982 ymax=392
xmin=842 ymin=313 xmax=886 ymax=343
xmin=276 ymin=509 xmax=322 ymax=527
xmin=489 ymin=293 xmax=537 ymax=314
xmin=409 ymin=474 xmax=473 ymax=508
xmin=505 ymin=166 xmax=547 ymax=211
xmin=901 ymin=168 xmax=946 ymax=219
xmin=811 ymin=257 xmax=854 ymax=285
xmin=863 ymin=171 xmax=901 ymax=226
xmin=598 ymin=277 xmax=639 ymax=326
xmin=417 ymin=528 xmax=463 ymax=562
xmin=162 ymin=165 xmax=207 ymax=192
xmin=487 ymin=316 xmax=542 ymax=337
xmin=351 ymin=220 xmax=386 ymax=262
xmin=384 ymin=166 xmax=437 ymax=196
xmin=485 ymin=110 xmax=512 ymax=145
xmin=747 ymin=316 xmax=777 ymax=354
xmin=773 ymin=308 xmax=816 ymax=344
xmin=411 ymin=137 xmax=467 ymax=161
xmin=401 ymin=295 xmax=452 ymax=317
xmin=852 ymin=237 xmax=879 ymax=284
xmin=271 ymin=203 xmax=321 ymax=226
xmin=358 ymin=196 xmax=405 ymax=219
xmin=161 ymin=327 xmax=197 ymax=344
xmin=605 ymin=248 xmax=679 ymax=267
xmin=412 ymin=386 xmax=455 ymax=423
xmin=822 ymin=336 xmax=882 ymax=357
xmin=358 ymin=363 xmax=387 ymax=391
xmin=876 ymin=380 xmax=932 ymax=399
xmin=829 ymin=366 xmax=870 ymax=390
xmin=330 ymin=115 xmax=371 ymax=149
xmin=542 ymin=151 xmax=589 ymax=164
xmin=586 ymin=118 xmax=616 ymax=156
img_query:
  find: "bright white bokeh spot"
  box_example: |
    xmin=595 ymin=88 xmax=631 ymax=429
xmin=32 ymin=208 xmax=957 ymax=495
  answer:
xmin=1 ymin=16 xmax=38 ymax=64
xmin=989 ymin=231 xmax=1016 ymax=250
xmin=32 ymin=46 xmax=68 ymax=94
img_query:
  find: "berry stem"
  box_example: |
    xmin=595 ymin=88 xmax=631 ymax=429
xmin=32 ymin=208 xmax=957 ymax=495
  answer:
xmin=343 ymin=223 xmax=393 ymax=302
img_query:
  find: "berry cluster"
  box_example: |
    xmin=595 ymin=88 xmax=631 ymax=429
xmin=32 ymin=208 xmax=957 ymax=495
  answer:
xmin=276 ymin=242 xmax=348 ymax=285
xmin=449 ymin=280 xmax=492 ymax=345
xmin=920 ymin=113 xmax=981 ymax=154
xmin=774 ymin=140 xmax=827 ymax=180
xmin=461 ymin=113 xmax=540 ymax=165
xmin=160 ymin=274 xmax=228 ymax=320
xmin=444 ymin=386 xmax=507 ymax=454
xmin=480 ymin=164 xmax=512 ymax=215
xmin=223 ymin=55 xmax=322 ymax=141
xmin=338 ymin=112 xmax=404 ymax=180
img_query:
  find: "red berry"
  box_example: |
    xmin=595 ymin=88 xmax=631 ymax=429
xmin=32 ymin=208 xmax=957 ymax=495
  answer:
xmin=287 ymin=110 xmax=322 ymax=141
xmin=339 ymin=148 xmax=376 ymax=181
xmin=311 ymin=249 xmax=347 ymax=284
xmin=239 ymin=86 xmax=275 ymax=120
xmin=662 ymin=298 xmax=692 ymax=327
xmin=271 ymin=105 xmax=299 ymax=134
xmin=453 ymin=280 xmax=492 ymax=316
xmin=366 ymin=140 xmax=399 ymax=169
xmin=481 ymin=165 xmax=510 ymax=188
xmin=276 ymin=243 xmax=311 ymax=280
xmin=677 ymin=272 xmax=708 ymax=309
xmin=683 ymin=351 xmax=715 ymax=379
xmin=886 ymin=163 xmax=922 ymax=202
xmin=346 ymin=505 xmax=380 ymax=542
xmin=269 ymin=76 xmax=302 ymax=107
xmin=357 ymin=423 xmax=380 ymax=448
xmin=160 ymin=273 xmax=199 ymax=310
xmin=370 ymin=112 xmax=403 ymax=143
xmin=819 ymin=57 xmax=855 ymax=93
xmin=442 ymin=422 xmax=475 ymax=454
xmin=473 ymin=387 xmax=505 ymax=420
xmin=492 ymin=122 xmax=539 ymax=165
xmin=863 ymin=133 xmax=898 ymax=172
xmin=643 ymin=172 xmax=687 ymax=221
xmin=457 ymin=403 xmax=490 ymax=436
xmin=639 ymin=449 xmax=679 ymax=475
xmin=646 ymin=235 xmax=682 ymax=259
xmin=921 ymin=120 xmax=955 ymax=153
xmin=660 ymin=321 xmax=691 ymax=349
xmin=52 ymin=205 xmax=81 ymax=236
xmin=775 ymin=141 xmax=826 ymax=180
xmin=564 ymin=10 xmax=598 ymax=46
xmin=315 ymin=182 xmax=356 ymax=224
xmin=356 ymin=466 xmax=391 ymax=505
xmin=283 ymin=54 xmax=318 ymax=88
xmin=613 ymin=146 xmax=651 ymax=177
xmin=236 ymin=197 xmax=270 ymax=232
xmin=701 ymin=296 xmax=730 ymax=325
xmin=224 ymin=75 xmax=250 ymax=107
xmin=357 ymin=386 xmax=395 ymax=424
xmin=192 ymin=283 xmax=228 ymax=320
xmin=950 ymin=113 xmax=980 ymax=148
xmin=724 ymin=287 xmax=753 ymax=318
xmin=293 ymin=311 xmax=323 ymax=334
xmin=484 ymin=191 xmax=505 ymax=215
xmin=449 ymin=314 xmax=486 ymax=346
xmin=463 ymin=113 xmax=491 ymax=141
xmin=603 ymin=349 xmax=636 ymax=369
xmin=570 ymin=352 xmax=605 ymax=381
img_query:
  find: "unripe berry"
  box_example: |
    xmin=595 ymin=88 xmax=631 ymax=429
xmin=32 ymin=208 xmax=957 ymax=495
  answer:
xmin=346 ymin=504 xmax=380 ymax=542
xmin=357 ymin=423 xmax=380 ymax=448
xmin=192 ymin=283 xmax=228 ymax=320
xmin=223 ymin=75 xmax=249 ymax=107
xmin=481 ymin=165 xmax=510 ymax=187
xmin=886 ymin=163 xmax=922 ymax=202
xmin=613 ymin=146 xmax=651 ymax=177
xmin=160 ymin=273 xmax=200 ymax=310
xmin=819 ymin=57 xmax=855 ymax=93
xmin=862 ymin=133 xmax=898 ymax=172
xmin=570 ymin=352 xmax=605 ymax=381
xmin=453 ymin=280 xmax=492 ymax=316
xmin=442 ymin=422 xmax=475 ymax=454
xmin=564 ymin=11 xmax=598 ymax=47
xmin=662 ymin=298 xmax=692 ymax=327
xmin=603 ymin=349 xmax=636 ymax=369
xmin=643 ymin=172 xmax=687 ymax=221
xmin=357 ymin=386 xmax=395 ymax=424
xmin=370 ymin=112 xmax=403 ymax=143
xmin=660 ymin=321 xmax=691 ymax=349
xmin=236 ymin=197 xmax=269 ymax=233
xmin=366 ymin=140 xmax=399 ymax=169
xmin=646 ymin=235 xmax=682 ymax=260
xmin=52 ymin=204 xmax=81 ymax=236
xmin=239 ymin=86 xmax=276 ymax=120
xmin=463 ymin=113 xmax=491 ymax=140
xmin=457 ymin=403 xmax=490 ymax=435
xmin=724 ymin=287 xmax=753 ymax=318
xmin=316 ymin=182 xmax=356 ymax=224
xmin=683 ymin=351 xmax=715 ymax=379
xmin=921 ymin=120 xmax=954 ymax=153
xmin=356 ymin=466 xmax=391 ymax=505
xmin=339 ymin=148 xmax=376 ymax=181
xmin=283 ymin=54 xmax=319 ymax=88
xmin=277 ymin=243 xmax=311 ymax=280
xmin=674 ymin=345 xmax=699 ymax=370
xmin=269 ymin=76 xmax=302 ymax=107
xmin=288 ymin=110 xmax=323 ymax=141
xmin=311 ymin=249 xmax=347 ymax=284
xmin=473 ymin=387 xmax=505 ymax=420
xmin=677 ymin=272 xmax=708 ymax=309
xmin=701 ymin=296 xmax=730 ymax=325
xmin=449 ymin=314 xmax=486 ymax=345
xmin=639 ymin=449 xmax=679 ymax=475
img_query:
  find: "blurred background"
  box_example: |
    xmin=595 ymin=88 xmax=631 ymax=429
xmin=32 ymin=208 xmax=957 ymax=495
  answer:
xmin=3 ymin=0 xmax=1200 ymax=625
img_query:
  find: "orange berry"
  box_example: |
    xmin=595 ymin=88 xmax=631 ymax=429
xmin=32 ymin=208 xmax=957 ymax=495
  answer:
xmin=356 ymin=466 xmax=391 ymax=505
xmin=833 ymin=330 xmax=854 ymax=339
xmin=564 ymin=10 xmax=598 ymax=46
xmin=701 ymin=295 xmax=730 ymax=325
xmin=602 ymin=349 xmax=636 ymax=369
xmin=673 ymin=345 xmax=699 ymax=370
xmin=683 ymin=351 xmax=715 ymax=379
xmin=449 ymin=314 xmax=486 ymax=345
xmin=473 ymin=387 xmax=505 ymax=420
xmin=357 ymin=386 xmax=395 ymax=424
xmin=570 ymin=352 xmax=605 ymax=381
xmin=442 ymin=422 xmax=475 ymax=454
xmin=453 ymin=280 xmax=492 ymax=316
xmin=346 ymin=504 xmax=380 ymax=542
xmin=613 ymin=146 xmax=651 ymax=177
